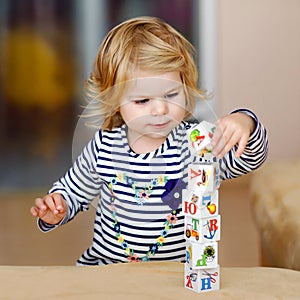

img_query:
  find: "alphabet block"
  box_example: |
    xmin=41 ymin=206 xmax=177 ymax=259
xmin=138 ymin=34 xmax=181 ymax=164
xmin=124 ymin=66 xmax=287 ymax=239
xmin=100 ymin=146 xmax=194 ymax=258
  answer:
xmin=184 ymin=215 xmax=221 ymax=243
xmin=187 ymin=121 xmax=216 ymax=157
xmin=186 ymin=240 xmax=218 ymax=269
xmin=182 ymin=189 xmax=219 ymax=218
xmin=185 ymin=264 xmax=220 ymax=293
xmin=187 ymin=164 xmax=217 ymax=193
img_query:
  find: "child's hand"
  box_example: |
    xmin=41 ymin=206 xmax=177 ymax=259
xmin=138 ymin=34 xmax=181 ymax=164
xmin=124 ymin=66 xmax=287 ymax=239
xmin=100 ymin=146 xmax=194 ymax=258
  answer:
xmin=30 ymin=193 xmax=68 ymax=225
xmin=211 ymin=112 xmax=255 ymax=159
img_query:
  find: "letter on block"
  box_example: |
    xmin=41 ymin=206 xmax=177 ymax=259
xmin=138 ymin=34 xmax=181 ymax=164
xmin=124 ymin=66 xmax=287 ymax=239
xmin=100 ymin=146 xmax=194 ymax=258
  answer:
xmin=185 ymin=264 xmax=220 ymax=293
xmin=182 ymin=189 xmax=219 ymax=218
xmin=186 ymin=240 xmax=218 ymax=269
xmin=185 ymin=215 xmax=221 ymax=243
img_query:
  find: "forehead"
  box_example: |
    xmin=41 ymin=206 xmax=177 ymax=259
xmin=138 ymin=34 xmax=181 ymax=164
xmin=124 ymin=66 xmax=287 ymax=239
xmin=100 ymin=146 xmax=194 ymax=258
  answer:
xmin=125 ymin=70 xmax=182 ymax=97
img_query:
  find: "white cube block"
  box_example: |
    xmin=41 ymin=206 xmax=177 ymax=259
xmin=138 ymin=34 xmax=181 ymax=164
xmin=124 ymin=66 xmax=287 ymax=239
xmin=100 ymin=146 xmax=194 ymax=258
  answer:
xmin=186 ymin=240 xmax=218 ymax=269
xmin=187 ymin=121 xmax=216 ymax=156
xmin=185 ymin=264 xmax=220 ymax=293
xmin=184 ymin=215 xmax=221 ymax=243
xmin=187 ymin=164 xmax=216 ymax=193
xmin=182 ymin=189 xmax=219 ymax=219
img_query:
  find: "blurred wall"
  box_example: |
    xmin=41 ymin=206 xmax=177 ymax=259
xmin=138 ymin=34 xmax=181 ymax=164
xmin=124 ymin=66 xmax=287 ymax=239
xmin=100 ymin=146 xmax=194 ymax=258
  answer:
xmin=219 ymin=0 xmax=300 ymax=161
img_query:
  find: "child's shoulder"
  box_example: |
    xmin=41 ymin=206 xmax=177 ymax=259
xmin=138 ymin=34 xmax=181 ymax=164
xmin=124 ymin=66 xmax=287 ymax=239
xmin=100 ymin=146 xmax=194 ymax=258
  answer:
xmin=93 ymin=127 xmax=126 ymax=145
xmin=92 ymin=126 xmax=123 ymax=144
xmin=100 ymin=126 xmax=122 ymax=137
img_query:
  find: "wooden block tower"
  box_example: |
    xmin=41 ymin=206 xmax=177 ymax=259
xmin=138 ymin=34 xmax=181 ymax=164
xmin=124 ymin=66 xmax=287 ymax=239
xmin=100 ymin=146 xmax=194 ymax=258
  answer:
xmin=183 ymin=121 xmax=221 ymax=293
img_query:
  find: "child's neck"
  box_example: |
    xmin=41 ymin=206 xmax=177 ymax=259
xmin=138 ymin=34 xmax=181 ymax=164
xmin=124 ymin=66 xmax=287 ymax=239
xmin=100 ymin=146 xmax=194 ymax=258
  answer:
xmin=127 ymin=133 xmax=166 ymax=154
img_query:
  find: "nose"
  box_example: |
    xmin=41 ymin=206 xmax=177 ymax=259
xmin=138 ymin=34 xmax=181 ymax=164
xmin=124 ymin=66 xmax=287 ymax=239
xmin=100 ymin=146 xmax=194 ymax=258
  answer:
xmin=151 ymin=98 xmax=168 ymax=116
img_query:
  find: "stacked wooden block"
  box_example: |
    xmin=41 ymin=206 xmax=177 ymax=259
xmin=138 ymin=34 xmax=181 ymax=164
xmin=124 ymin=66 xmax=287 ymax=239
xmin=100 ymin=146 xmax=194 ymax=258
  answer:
xmin=183 ymin=121 xmax=221 ymax=293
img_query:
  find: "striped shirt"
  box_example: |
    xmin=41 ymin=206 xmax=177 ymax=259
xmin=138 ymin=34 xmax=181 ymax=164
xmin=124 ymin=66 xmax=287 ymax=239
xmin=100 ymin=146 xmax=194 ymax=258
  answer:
xmin=39 ymin=109 xmax=268 ymax=265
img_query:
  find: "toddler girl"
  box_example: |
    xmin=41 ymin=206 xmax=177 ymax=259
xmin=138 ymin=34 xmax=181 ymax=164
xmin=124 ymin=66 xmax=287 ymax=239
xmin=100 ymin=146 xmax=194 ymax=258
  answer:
xmin=30 ymin=16 xmax=268 ymax=265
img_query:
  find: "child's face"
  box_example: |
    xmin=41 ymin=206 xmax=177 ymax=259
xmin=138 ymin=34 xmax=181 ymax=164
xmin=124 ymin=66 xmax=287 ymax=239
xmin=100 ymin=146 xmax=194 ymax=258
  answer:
xmin=119 ymin=69 xmax=186 ymax=153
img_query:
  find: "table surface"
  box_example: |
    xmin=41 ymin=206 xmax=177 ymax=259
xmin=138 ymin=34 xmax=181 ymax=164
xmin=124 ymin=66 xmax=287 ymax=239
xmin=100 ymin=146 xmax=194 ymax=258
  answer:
xmin=1 ymin=262 xmax=300 ymax=299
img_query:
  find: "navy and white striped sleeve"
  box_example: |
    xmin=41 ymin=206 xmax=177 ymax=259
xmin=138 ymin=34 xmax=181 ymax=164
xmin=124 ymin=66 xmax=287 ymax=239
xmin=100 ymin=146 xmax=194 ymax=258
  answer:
xmin=219 ymin=109 xmax=268 ymax=180
xmin=38 ymin=131 xmax=103 ymax=232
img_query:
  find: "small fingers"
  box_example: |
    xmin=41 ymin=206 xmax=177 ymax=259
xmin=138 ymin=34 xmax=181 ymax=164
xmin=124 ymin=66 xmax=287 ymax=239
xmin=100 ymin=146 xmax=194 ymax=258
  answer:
xmin=30 ymin=206 xmax=39 ymax=217
xmin=30 ymin=197 xmax=47 ymax=218
xmin=44 ymin=194 xmax=60 ymax=215
xmin=211 ymin=113 xmax=254 ymax=158
xmin=34 ymin=197 xmax=47 ymax=210
xmin=30 ymin=193 xmax=67 ymax=225
xmin=235 ymin=134 xmax=248 ymax=158
xmin=51 ymin=193 xmax=64 ymax=212
xmin=212 ymin=129 xmax=234 ymax=159
xmin=211 ymin=129 xmax=221 ymax=148
xmin=31 ymin=194 xmax=59 ymax=216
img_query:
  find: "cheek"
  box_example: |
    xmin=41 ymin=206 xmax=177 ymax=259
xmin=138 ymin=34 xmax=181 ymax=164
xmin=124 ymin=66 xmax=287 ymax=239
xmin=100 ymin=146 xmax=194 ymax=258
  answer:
xmin=177 ymin=109 xmax=186 ymax=122
xmin=119 ymin=104 xmax=132 ymax=122
xmin=119 ymin=104 xmax=144 ymax=125
xmin=171 ymin=101 xmax=186 ymax=120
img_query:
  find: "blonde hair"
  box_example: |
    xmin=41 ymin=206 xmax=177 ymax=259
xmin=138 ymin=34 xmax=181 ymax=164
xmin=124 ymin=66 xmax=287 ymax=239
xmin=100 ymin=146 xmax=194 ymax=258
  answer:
xmin=85 ymin=16 xmax=206 ymax=130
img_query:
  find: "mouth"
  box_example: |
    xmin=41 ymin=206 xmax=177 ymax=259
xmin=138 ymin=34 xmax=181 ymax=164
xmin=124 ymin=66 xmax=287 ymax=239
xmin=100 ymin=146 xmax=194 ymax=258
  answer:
xmin=151 ymin=121 xmax=170 ymax=129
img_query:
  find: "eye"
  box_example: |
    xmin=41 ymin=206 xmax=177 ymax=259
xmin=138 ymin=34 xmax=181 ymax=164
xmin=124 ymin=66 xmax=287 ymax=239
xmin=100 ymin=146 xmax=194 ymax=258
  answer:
xmin=164 ymin=92 xmax=179 ymax=99
xmin=134 ymin=98 xmax=150 ymax=104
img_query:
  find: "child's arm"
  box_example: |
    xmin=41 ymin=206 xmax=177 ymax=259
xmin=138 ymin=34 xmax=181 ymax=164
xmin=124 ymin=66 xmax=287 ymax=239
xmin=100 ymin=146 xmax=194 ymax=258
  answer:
xmin=212 ymin=109 xmax=268 ymax=179
xmin=31 ymin=131 xmax=103 ymax=232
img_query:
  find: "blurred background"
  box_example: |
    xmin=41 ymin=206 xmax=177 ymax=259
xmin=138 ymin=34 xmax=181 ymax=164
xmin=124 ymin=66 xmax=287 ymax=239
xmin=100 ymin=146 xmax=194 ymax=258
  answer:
xmin=0 ymin=0 xmax=299 ymax=266
xmin=0 ymin=0 xmax=208 ymax=190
